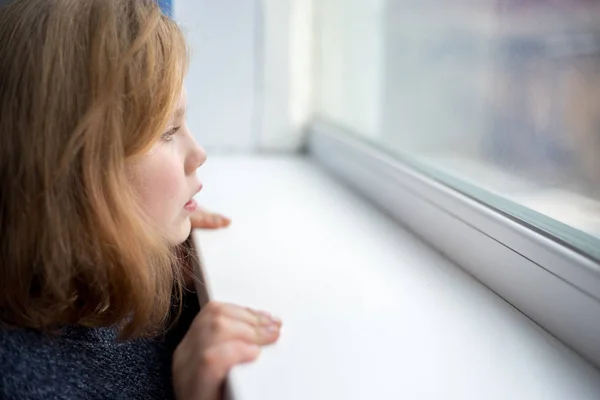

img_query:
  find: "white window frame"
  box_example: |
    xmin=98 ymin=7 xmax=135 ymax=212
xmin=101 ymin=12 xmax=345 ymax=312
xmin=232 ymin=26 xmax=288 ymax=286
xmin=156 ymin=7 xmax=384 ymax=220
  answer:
xmin=308 ymin=118 xmax=600 ymax=368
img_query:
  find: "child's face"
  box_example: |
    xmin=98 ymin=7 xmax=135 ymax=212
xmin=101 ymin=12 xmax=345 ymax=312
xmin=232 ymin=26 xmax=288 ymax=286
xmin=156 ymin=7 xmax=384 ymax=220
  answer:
xmin=129 ymin=89 xmax=206 ymax=245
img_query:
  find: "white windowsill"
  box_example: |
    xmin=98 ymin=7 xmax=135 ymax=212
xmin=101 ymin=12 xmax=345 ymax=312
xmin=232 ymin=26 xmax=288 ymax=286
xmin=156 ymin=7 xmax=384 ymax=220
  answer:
xmin=192 ymin=155 xmax=600 ymax=400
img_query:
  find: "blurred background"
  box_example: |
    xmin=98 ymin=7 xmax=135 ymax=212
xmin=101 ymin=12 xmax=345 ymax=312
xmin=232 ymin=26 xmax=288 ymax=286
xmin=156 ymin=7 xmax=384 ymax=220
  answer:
xmin=169 ymin=0 xmax=600 ymax=247
xmin=172 ymin=0 xmax=311 ymax=153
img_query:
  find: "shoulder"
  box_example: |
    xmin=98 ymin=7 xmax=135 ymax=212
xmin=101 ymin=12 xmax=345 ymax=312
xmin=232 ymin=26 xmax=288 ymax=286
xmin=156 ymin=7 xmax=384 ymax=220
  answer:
xmin=0 ymin=326 xmax=175 ymax=400
xmin=0 ymin=327 xmax=59 ymax=369
xmin=0 ymin=326 xmax=116 ymax=399
xmin=0 ymin=327 xmax=68 ymax=399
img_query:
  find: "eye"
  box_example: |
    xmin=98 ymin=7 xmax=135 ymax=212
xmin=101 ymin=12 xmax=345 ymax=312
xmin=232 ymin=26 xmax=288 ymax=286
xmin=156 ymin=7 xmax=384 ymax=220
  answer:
xmin=161 ymin=126 xmax=180 ymax=142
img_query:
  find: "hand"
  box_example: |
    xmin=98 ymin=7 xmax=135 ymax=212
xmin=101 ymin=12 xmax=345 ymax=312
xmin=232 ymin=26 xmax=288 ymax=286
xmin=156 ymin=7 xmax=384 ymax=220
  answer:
xmin=172 ymin=302 xmax=282 ymax=400
xmin=190 ymin=208 xmax=231 ymax=230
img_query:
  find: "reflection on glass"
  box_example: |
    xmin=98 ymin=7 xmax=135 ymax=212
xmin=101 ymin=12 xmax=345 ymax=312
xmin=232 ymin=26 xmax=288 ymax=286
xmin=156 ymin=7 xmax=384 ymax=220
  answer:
xmin=315 ymin=0 xmax=600 ymax=247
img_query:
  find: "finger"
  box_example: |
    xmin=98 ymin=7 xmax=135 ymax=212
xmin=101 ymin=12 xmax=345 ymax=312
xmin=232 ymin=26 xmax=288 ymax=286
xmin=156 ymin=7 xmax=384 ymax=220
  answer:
xmin=200 ymin=341 xmax=261 ymax=383
xmin=192 ymin=215 xmax=229 ymax=229
xmin=204 ymin=213 xmax=231 ymax=229
xmin=205 ymin=315 xmax=281 ymax=347
xmin=190 ymin=213 xmax=213 ymax=229
xmin=202 ymin=302 xmax=281 ymax=328
xmin=214 ymin=214 xmax=231 ymax=228
xmin=248 ymin=308 xmax=283 ymax=328
xmin=190 ymin=209 xmax=231 ymax=229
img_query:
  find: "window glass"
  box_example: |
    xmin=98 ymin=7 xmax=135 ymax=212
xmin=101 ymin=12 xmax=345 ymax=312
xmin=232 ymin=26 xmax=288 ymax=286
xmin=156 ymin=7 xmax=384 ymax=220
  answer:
xmin=314 ymin=0 xmax=600 ymax=258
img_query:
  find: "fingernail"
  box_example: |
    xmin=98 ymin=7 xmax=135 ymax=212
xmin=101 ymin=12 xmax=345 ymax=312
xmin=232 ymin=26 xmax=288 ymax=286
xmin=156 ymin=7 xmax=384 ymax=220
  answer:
xmin=256 ymin=310 xmax=271 ymax=318
xmin=263 ymin=324 xmax=279 ymax=334
xmin=256 ymin=312 xmax=272 ymax=325
xmin=257 ymin=311 xmax=281 ymax=325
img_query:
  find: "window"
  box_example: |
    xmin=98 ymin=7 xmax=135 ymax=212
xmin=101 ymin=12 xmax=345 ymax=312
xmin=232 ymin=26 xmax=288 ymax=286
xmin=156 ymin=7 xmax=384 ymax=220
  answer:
xmin=313 ymin=0 xmax=600 ymax=258
xmin=309 ymin=0 xmax=600 ymax=367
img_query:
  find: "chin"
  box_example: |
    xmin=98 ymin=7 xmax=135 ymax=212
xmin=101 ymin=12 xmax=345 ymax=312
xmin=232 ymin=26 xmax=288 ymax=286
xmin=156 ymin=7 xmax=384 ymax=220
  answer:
xmin=169 ymin=217 xmax=192 ymax=245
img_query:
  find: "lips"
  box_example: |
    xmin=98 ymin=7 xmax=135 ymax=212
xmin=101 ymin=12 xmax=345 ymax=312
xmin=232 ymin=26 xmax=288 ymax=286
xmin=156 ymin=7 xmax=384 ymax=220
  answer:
xmin=184 ymin=198 xmax=198 ymax=212
xmin=184 ymin=183 xmax=203 ymax=212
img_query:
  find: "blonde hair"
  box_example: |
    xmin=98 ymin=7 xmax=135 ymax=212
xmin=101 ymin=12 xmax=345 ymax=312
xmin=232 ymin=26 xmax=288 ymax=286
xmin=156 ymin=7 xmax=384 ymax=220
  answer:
xmin=0 ymin=0 xmax=189 ymax=338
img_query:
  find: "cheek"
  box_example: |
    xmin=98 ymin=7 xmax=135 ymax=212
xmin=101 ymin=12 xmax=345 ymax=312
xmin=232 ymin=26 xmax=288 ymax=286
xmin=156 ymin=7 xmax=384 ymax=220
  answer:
xmin=131 ymin=149 xmax=186 ymax=226
xmin=144 ymin=166 xmax=181 ymax=214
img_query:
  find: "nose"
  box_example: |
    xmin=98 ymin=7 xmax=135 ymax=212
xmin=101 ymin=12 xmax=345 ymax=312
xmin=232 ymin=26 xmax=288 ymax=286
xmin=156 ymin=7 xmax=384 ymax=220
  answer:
xmin=185 ymin=134 xmax=206 ymax=175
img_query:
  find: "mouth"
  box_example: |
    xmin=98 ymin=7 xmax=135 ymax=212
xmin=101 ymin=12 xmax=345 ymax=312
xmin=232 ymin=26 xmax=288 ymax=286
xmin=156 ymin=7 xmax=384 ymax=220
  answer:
xmin=184 ymin=198 xmax=198 ymax=212
xmin=184 ymin=183 xmax=203 ymax=212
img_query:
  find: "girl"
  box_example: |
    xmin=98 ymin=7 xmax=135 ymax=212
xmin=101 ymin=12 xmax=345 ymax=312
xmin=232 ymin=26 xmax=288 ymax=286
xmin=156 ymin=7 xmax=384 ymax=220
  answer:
xmin=0 ymin=1 xmax=281 ymax=399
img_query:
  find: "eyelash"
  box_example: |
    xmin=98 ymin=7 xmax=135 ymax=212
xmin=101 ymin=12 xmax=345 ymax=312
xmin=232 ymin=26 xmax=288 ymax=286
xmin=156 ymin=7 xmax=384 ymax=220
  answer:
xmin=161 ymin=126 xmax=181 ymax=142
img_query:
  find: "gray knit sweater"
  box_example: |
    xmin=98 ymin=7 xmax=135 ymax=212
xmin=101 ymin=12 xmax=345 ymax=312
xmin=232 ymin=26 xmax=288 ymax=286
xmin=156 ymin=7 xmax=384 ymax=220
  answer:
xmin=0 ymin=292 xmax=200 ymax=399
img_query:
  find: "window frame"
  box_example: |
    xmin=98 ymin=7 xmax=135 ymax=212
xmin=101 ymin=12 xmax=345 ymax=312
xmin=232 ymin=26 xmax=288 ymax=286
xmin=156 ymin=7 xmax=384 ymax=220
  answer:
xmin=308 ymin=118 xmax=600 ymax=368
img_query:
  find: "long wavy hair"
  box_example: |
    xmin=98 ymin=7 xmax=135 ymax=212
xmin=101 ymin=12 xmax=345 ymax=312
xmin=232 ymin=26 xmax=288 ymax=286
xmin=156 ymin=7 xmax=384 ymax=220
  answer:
xmin=0 ymin=0 xmax=189 ymax=338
